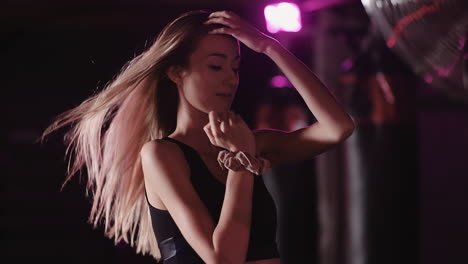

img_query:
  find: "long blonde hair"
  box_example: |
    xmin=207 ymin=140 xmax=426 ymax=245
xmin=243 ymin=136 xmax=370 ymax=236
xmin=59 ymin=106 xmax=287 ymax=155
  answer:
xmin=40 ymin=10 xmax=226 ymax=261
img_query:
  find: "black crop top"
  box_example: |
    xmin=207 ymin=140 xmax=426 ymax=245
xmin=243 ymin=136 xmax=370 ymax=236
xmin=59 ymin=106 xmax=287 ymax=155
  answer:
xmin=146 ymin=137 xmax=279 ymax=263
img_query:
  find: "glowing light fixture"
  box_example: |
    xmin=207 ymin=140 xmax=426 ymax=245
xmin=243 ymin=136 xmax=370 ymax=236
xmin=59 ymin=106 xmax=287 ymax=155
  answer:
xmin=264 ymin=2 xmax=302 ymax=33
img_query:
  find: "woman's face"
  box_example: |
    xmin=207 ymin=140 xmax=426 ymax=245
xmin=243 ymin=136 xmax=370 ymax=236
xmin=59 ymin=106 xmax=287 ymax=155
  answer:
xmin=177 ymin=34 xmax=240 ymax=113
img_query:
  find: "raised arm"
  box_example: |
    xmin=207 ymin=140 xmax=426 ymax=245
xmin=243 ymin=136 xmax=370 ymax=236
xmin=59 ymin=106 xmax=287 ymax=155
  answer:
xmin=251 ymin=40 xmax=355 ymax=167
xmin=206 ymin=10 xmax=355 ymax=167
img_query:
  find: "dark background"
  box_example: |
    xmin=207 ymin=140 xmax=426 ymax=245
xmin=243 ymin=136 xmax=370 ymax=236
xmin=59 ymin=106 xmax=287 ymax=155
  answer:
xmin=3 ymin=1 xmax=468 ymax=264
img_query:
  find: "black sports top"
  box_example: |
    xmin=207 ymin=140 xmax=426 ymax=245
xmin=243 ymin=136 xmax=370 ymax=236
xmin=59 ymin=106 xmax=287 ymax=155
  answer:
xmin=146 ymin=136 xmax=279 ymax=263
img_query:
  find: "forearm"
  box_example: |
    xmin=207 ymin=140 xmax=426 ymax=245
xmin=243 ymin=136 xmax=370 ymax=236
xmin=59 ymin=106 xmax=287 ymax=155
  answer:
xmin=264 ymin=40 xmax=355 ymax=138
xmin=212 ymin=168 xmax=254 ymax=264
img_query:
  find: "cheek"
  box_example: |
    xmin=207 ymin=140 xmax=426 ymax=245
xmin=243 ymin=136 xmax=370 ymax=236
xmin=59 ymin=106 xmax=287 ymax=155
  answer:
xmin=185 ymin=71 xmax=213 ymax=89
xmin=181 ymin=73 xmax=216 ymax=104
xmin=192 ymin=70 xmax=219 ymax=90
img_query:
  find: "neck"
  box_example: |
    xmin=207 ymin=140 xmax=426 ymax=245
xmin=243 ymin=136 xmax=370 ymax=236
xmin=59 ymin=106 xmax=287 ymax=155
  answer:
xmin=170 ymin=99 xmax=219 ymax=154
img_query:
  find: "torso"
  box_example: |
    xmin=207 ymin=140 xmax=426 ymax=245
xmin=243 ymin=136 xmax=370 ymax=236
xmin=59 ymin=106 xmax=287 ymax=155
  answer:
xmin=196 ymin=149 xmax=229 ymax=185
xmin=148 ymin=136 xmax=228 ymax=210
xmin=150 ymin=134 xmax=280 ymax=264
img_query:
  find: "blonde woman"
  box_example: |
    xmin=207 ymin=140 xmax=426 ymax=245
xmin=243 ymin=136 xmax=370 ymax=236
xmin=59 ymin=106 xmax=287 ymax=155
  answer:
xmin=41 ymin=9 xmax=354 ymax=264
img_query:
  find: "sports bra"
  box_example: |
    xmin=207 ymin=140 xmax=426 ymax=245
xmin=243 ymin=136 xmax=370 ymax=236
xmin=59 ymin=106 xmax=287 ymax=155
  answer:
xmin=146 ymin=136 xmax=279 ymax=263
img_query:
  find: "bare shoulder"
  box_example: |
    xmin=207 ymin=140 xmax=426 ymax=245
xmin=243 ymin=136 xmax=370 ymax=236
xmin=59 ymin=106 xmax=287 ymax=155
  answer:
xmin=141 ymin=138 xmax=177 ymax=158
xmin=141 ymin=139 xmax=185 ymax=164
xmin=140 ymin=139 xmax=191 ymax=188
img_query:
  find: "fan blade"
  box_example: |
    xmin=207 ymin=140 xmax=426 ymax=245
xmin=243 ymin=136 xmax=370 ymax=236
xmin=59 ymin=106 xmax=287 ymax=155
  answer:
xmin=361 ymin=0 xmax=468 ymax=103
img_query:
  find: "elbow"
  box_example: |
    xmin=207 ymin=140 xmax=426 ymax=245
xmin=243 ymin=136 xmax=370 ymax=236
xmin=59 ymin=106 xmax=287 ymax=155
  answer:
xmin=212 ymin=242 xmax=247 ymax=264
xmin=211 ymin=254 xmax=238 ymax=264
xmin=335 ymin=119 xmax=356 ymax=142
xmin=342 ymin=125 xmax=355 ymax=141
xmin=214 ymin=247 xmax=247 ymax=264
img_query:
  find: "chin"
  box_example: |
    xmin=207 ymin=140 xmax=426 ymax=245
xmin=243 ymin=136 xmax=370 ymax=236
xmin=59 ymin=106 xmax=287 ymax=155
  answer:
xmin=209 ymin=105 xmax=232 ymax=113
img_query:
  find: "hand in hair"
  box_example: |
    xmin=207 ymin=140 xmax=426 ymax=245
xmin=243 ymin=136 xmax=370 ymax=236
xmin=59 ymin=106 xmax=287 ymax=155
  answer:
xmin=204 ymin=10 xmax=278 ymax=54
xmin=203 ymin=110 xmax=256 ymax=155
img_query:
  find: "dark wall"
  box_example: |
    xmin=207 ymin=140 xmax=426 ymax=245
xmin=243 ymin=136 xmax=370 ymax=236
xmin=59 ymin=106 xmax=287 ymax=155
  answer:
xmin=417 ymin=103 xmax=468 ymax=264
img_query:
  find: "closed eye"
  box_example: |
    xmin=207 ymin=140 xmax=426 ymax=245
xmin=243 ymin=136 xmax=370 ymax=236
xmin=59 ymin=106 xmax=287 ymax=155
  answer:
xmin=209 ymin=65 xmax=222 ymax=71
xmin=210 ymin=65 xmax=239 ymax=74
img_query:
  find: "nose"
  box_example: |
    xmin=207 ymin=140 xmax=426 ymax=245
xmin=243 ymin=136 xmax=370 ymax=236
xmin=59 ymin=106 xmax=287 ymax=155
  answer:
xmin=224 ymin=73 xmax=239 ymax=89
xmin=223 ymin=78 xmax=238 ymax=90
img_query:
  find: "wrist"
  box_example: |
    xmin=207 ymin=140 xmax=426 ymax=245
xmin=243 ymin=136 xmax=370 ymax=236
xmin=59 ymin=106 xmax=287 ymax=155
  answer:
xmin=263 ymin=38 xmax=282 ymax=57
xmin=218 ymin=149 xmax=270 ymax=176
xmin=229 ymin=147 xmax=255 ymax=156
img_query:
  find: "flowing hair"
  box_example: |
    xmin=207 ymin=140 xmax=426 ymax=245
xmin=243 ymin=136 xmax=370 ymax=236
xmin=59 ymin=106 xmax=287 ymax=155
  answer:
xmin=40 ymin=10 xmax=227 ymax=261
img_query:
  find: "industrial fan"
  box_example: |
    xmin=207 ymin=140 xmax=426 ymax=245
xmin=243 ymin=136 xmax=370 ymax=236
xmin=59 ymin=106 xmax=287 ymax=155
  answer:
xmin=360 ymin=0 xmax=468 ymax=103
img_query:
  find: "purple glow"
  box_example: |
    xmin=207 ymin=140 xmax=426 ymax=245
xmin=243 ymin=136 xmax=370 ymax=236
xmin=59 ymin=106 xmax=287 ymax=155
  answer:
xmin=341 ymin=58 xmax=354 ymax=72
xmin=434 ymin=63 xmax=455 ymax=78
xmin=424 ymin=74 xmax=433 ymax=84
xmin=270 ymin=75 xmax=292 ymax=88
xmin=303 ymin=0 xmax=355 ymax=12
xmin=264 ymin=2 xmax=302 ymax=33
xmin=436 ymin=67 xmax=451 ymax=77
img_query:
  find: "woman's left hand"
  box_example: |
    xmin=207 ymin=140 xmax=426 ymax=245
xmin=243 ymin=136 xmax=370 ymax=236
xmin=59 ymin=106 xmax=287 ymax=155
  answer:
xmin=204 ymin=10 xmax=278 ymax=54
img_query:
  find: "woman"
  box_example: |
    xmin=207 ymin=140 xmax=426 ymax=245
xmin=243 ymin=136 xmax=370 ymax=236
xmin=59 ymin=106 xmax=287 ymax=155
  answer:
xmin=41 ymin=9 xmax=354 ymax=264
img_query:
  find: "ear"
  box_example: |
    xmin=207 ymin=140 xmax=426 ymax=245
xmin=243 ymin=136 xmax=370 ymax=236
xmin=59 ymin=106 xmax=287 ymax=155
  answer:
xmin=166 ymin=65 xmax=184 ymax=85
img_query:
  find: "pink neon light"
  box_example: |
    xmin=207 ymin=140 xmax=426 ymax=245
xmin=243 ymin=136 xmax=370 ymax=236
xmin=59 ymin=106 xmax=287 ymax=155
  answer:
xmin=270 ymin=75 xmax=292 ymax=88
xmin=424 ymin=74 xmax=433 ymax=84
xmin=264 ymin=2 xmax=302 ymax=33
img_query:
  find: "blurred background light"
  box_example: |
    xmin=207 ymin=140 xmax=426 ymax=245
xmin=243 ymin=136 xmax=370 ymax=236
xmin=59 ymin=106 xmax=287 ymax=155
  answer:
xmin=264 ymin=2 xmax=302 ymax=33
xmin=270 ymin=75 xmax=292 ymax=88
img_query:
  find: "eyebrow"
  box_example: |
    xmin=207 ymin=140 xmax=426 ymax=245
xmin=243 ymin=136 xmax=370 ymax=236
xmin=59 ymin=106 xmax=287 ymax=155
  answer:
xmin=207 ymin=53 xmax=241 ymax=60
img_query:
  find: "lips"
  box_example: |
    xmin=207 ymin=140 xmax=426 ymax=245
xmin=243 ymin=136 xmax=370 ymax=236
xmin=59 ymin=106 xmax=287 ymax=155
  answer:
xmin=216 ymin=93 xmax=233 ymax=98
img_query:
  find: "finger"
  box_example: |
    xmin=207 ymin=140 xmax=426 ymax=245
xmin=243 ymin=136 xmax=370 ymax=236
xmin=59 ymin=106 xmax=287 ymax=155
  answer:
xmin=227 ymin=111 xmax=235 ymax=126
xmin=226 ymin=112 xmax=233 ymax=125
xmin=204 ymin=17 xmax=237 ymax=29
xmin=209 ymin=111 xmax=222 ymax=137
xmin=208 ymin=10 xmax=239 ymax=20
xmin=210 ymin=110 xmax=220 ymax=122
xmin=220 ymin=119 xmax=228 ymax=133
xmin=203 ymin=124 xmax=215 ymax=144
xmin=219 ymin=112 xmax=229 ymax=132
xmin=208 ymin=27 xmax=238 ymax=36
xmin=221 ymin=111 xmax=229 ymax=123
